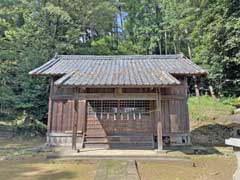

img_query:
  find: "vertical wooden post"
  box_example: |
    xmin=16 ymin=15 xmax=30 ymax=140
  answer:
xmin=209 ymin=86 xmax=216 ymax=99
xmin=72 ymin=88 xmax=78 ymax=150
xmin=184 ymin=77 xmax=191 ymax=145
xmin=156 ymin=88 xmax=163 ymax=150
xmin=47 ymin=78 xmax=54 ymax=144
xmin=193 ymin=76 xmax=200 ymax=96
xmin=80 ymin=100 xmax=87 ymax=134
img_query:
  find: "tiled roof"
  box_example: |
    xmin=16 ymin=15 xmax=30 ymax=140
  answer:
xmin=29 ymin=54 xmax=206 ymax=87
xmin=54 ymin=69 xmax=180 ymax=87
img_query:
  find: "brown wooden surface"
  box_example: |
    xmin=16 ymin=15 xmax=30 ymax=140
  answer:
xmin=47 ymin=78 xmax=54 ymax=134
xmin=86 ymin=100 xmax=154 ymax=136
xmin=48 ymin=80 xmax=190 ymax=147
xmin=156 ymin=89 xmax=163 ymax=150
xmin=72 ymin=90 xmax=78 ymax=150
xmin=78 ymin=100 xmax=87 ymax=133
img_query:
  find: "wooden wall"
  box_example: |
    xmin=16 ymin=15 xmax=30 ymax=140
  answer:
xmin=47 ymin=76 xmax=190 ymax=146
xmin=160 ymin=77 xmax=189 ymax=135
xmin=51 ymin=100 xmax=74 ymax=132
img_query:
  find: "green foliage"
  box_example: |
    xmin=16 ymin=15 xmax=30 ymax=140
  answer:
xmin=188 ymin=96 xmax=235 ymax=122
xmin=0 ymin=0 xmax=118 ymax=123
xmin=14 ymin=119 xmax=47 ymax=137
xmin=0 ymin=0 xmax=239 ymax=126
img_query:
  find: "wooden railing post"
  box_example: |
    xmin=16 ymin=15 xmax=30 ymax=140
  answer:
xmin=72 ymin=88 xmax=78 ymax=150
xmin=156 ymin=88 xmax=163 ymax=150
xmin=47 ymin=78 xmax=54 ymax=144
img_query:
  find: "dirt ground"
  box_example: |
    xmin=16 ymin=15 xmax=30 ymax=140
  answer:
xmin=0 ymin=156 xmax=98 ymax=180
xmin=138 ymin=153 xmax=236 ymax=180
xmin=0 ymin=154 xmax=236 ymax=180
xmin=0 ymin=138 xmax=236 ymax=180
xmin=0 ymin=109 xmax=238 ymax=180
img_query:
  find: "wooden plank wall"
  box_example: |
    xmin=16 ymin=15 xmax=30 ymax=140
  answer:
xmin=48 ymin=77 xmax=189 ymax=138
xmin=50 ymin=85 xmax=75 ymax=133
xmin=160 ymin=77 xmax=189 ymax=135
xmin=50 ymin=100 xmax=75 ymax=132
xmin=161 ymin=99 xmax=188 ymax=134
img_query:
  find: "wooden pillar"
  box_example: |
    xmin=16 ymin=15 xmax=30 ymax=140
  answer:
xmin=80 ymin=100 xmax=87 ymax=134
xmin=193 ymin=76 xmax=200 ymax=96
xmin=47 ymin=78 xmax=54 ymax=143
xmin=184 ymin=78 xmax=190 ymax=129
xmin=184 ymin=77 xmax=191 ymax=145
xmin=72 ymin=88 xmax=79 ymax=150
xmin=209 ymin=86 xmax=216 ymax=99
xmin=156 ymin=88 xmax=163 ymax=150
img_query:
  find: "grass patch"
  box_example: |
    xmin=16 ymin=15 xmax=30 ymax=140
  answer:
xmin=0 ymin=157 xmax=98 ymax=180
xmin=188 ymin=96 xmax=235 ymax=122
xmin=137 ymin=153 xmax=236 ymax=180
xmin=0 ymin=136 xmax=44 ymax=158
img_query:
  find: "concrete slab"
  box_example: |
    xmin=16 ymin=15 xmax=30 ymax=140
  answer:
xmin=47 ymin=148 xmax=191 ymax=162
xmin=225 ymin=138 xmax=240 ymax=180
xmin=94 ymin=160 xmax=140 ymax=180
xmin=226 ymin=138 xmax=240 ymax=147
xmin=233 ymin=152 xmax=240 ymax=180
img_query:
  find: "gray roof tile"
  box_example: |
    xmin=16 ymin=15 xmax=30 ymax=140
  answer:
xmin=30 ymin=54 xmax=206 ymax=87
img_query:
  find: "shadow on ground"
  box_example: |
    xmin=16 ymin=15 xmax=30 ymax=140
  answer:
xmin=191 ymin=123 xmax=240 ymax=146
xmin=0 ymin=157 xmax=98 ymax=180
xmin=165 ymin=123 xmax=240 ymax=155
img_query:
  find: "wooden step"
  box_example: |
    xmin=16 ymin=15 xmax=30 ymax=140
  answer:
xmin=108 ymin=136 xmax=153 ymax=142
xmin=87 ymin=118 xmax=99 ymax=120
xmin=84 ymin=141 xmax=109 ymax=144
xmin=84 ymin=143 xmax=110 ymax=148
xmin=83 ymin=135 xmax=154 ymax=149
xmin=85 ymin=137 xmax=109 ymax=142
xmin=86 ymin=126 xmax=104 ymax=130
xmin=86 ymin=129 xmax=106 ymax=133
xmin=109 ymin=143 xmax=154 ymax=149
xmin=86 ymin=132 xmax=107 ymax=137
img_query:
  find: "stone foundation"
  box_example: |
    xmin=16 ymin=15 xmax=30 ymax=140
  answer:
xmin=47 ymin=133 xmax=82 ymax=147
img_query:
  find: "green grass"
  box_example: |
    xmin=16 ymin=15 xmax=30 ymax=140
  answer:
xmin=188 ymin=96 xmax=235 ymax=122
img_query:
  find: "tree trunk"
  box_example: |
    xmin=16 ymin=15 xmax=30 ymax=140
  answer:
xmin=23 ymin=113 xmax=32 ymax=125
xmin=164 ymin=31 xmax=167 ymax=54
xmin=158 ymin=41 xmax=162 ymax=55
xmin=187 ymin=44 xmax=192 ymax=59
xmin=173 ymin=42 xmax=177 ymax=54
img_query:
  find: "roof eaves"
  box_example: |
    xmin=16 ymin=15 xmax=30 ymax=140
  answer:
xmin=29 ymin=57 xmax=60 ymax=75
xmin=181 ymin=57 xmax=207 ymax=75
xmin=54 ymin=71 xmax=77 ymax=85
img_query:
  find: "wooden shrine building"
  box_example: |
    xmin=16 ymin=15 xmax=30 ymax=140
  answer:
xmin=30 ymin=54 xmax=206 ymax=150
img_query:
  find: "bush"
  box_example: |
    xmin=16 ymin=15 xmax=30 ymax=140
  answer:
xmin=14 ymin=119 xmax=47 ymax=137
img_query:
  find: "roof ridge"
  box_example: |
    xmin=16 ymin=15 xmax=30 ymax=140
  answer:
xmin=57 ymin=54 xmax=183 ymax=61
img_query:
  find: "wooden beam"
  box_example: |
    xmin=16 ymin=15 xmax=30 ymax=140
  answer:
xmin=52 ymin=95 xmax=74 ymax=100
xmin=72 ymin=88 xmax=79 ymax=150
xmin=51 ymin=94 xmax=185 ymax=101
xmin=78 ymin=93 xmax=156 ymax=100
xmin=79 ymin=100 xmax=87 ymax=134
xmin=156 ymin=89 xmax=163 ymax=150
xmin=47 ymin=78 xmax=54 ymax=140
xmin=161 ymin=95 xmax=185 ymax=100
xmin=115 ymin=87 xmax=122 ymax=94
xmin=184 ymin=77 xmax=190 ymax=144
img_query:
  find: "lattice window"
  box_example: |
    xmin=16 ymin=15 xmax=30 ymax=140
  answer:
xmin=87 ymin=100 xmax=150 ymax=121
